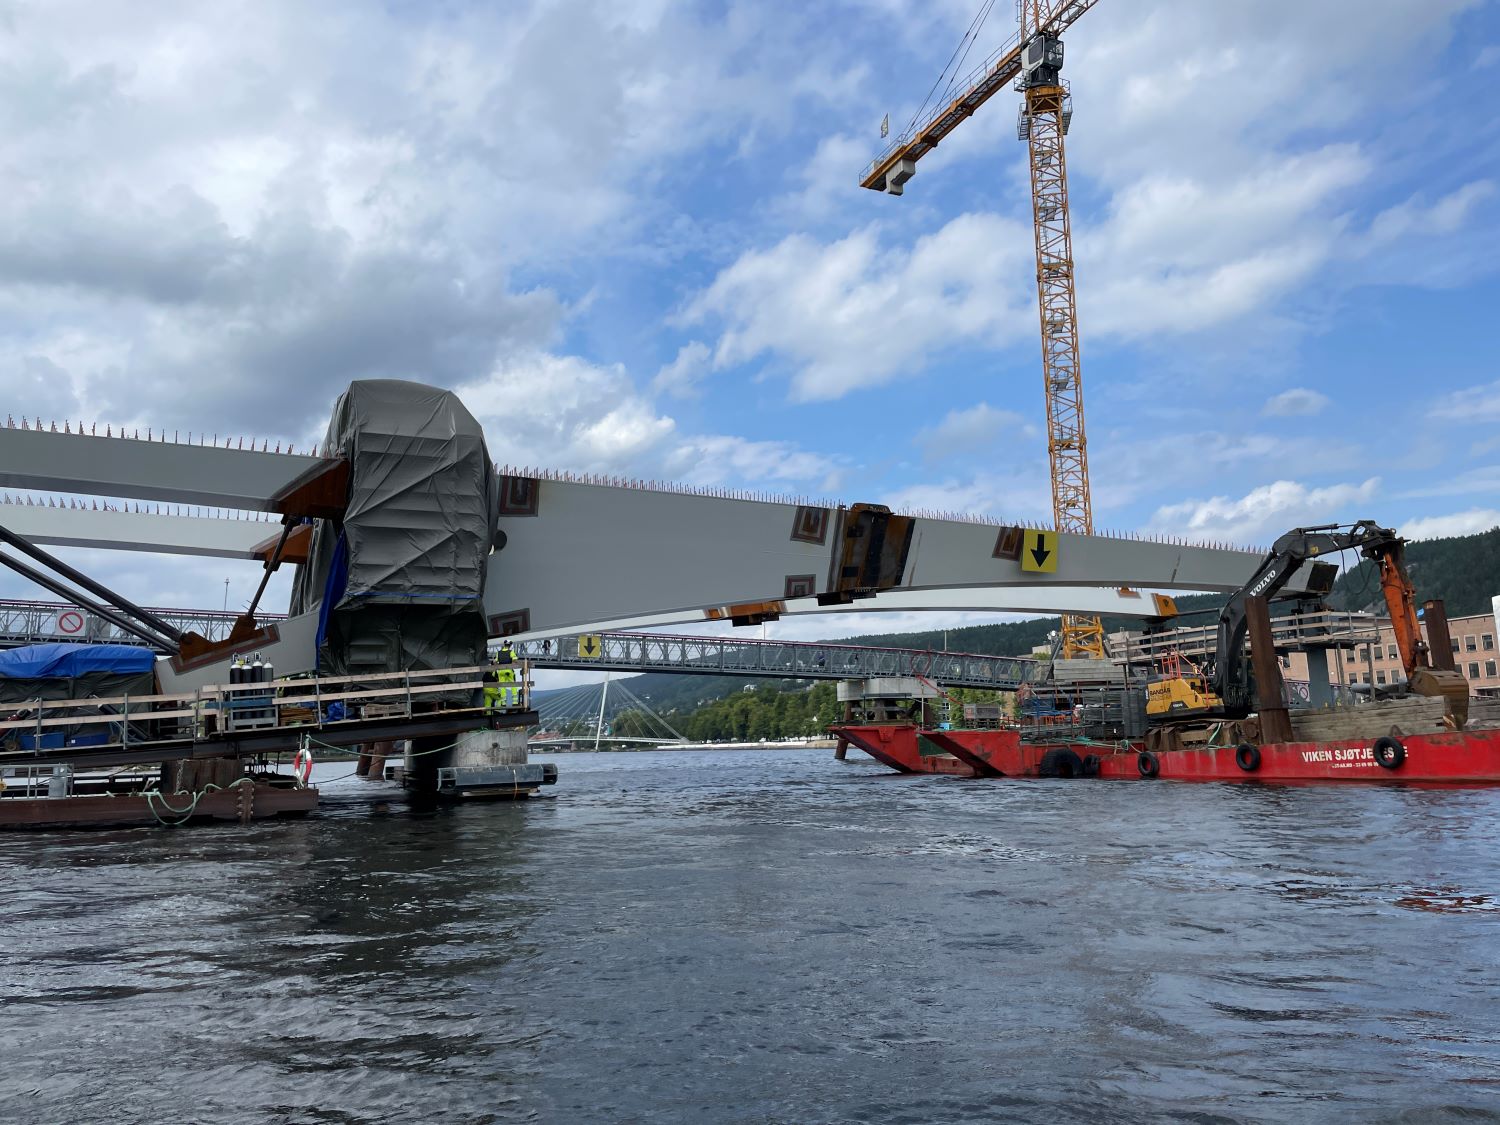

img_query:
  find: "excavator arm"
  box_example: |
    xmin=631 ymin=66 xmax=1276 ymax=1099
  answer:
xmin=1371 ymin=535 xmax=1469 ymax=728
xmin=1207 ymin=521 xmax=1468 ymax=726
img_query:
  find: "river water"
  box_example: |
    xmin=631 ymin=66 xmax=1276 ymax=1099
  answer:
xmin=4 ymin=748 xmax=1500 ymax=1124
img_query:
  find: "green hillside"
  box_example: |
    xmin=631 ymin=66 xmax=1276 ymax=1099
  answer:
xmin=1331 ymin=527 xmax=1500 ymax=618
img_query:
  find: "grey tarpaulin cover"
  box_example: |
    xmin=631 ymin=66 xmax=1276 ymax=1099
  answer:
xmin=290 ymin=380 xmax=498 ymax=675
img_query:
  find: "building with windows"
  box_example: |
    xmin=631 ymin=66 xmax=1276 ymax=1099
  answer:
xmin=1289 ymin=609 xmax=1500 ymax=697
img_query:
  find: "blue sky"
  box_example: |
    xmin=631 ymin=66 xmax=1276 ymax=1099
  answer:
xmin=0 ymin=0 xmax=1498 ymax=634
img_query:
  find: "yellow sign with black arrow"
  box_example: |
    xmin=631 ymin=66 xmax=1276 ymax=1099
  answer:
xmin=1019 ymin=529 xmax=1059 ymax=574
xmin=577 ymin=633 xmax=603 ymax=659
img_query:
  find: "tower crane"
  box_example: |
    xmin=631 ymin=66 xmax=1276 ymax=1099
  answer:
xmin=860 ymin=0 xmax=1106 ymax=657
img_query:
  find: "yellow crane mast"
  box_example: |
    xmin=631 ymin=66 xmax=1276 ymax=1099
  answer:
xmin=860 ymin=0 xmax=1106 ymax=657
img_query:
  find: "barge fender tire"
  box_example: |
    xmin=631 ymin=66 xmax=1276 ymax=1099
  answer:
xmin=1373 ymin=736 xmax=1406 ymax=770
xmin=1081 ymin=753 xmax=1101 ymax=778
xmin=1039 ymin=748 xmax=1085 ymax=779
xmin=1234 ymin=742 xmax=1261 ymax=772
xmin=1137 ymin=751 xmax=1160 ymax=779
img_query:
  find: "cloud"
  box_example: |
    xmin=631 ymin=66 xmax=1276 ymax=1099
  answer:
xmin=1146 ymin=477 xmax=1382 ymax=546
xmin=1088 ymin=429 xmax=1355 ymax=517
xmin=916 ymin=403 xmax=1030 ymax=461
xmin=881 ymin=473 xmax=1052 ymax=522
xmin=457 ymin=349 xmax=840 ymax=490
xmin=1399 ymin=508 xmax=1500 ymax=541
xmin=683 ymin=216 xmax=1034 ymax=401
xmin=651 ymin=341 xmax=712 ymax=398
xmin=692 ymin=0 xmax=1493 ymax=404
xmin=0 ymin=0 xmax=872 ymax=438
xmin=775 ymin=132 xmax=873 ymax=222
xmin=663 ymin=435 xmax=841 ymax=492
xmin=1080 ymin=146 xmax=1369 ymax=338
xmin=1431 ymin=380 xmax=1500 ymax=423
xmin=1263 ymin=387 xmax=1331 ymax=417
xmin=1366 ymin=181 xmax=1497 ymax=244
xmin=459 ymin=352 xmax=675 ymax=471
xmin=1395 ymin=464 xmax=1500 ymax=500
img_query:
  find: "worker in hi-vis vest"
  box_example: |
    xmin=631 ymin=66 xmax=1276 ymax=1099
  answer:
xmin=485 ymin=643 xmax=519 ymax=710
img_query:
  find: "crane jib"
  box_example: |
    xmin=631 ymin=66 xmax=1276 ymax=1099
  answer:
xmin=857 ymin=0 xmax=1103 ymax=191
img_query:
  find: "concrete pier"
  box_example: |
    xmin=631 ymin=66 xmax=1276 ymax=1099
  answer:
xmin=403 ymin=728 xmax=557 ymax=798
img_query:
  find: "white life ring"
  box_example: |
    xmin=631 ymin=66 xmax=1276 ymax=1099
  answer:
xmin=292 ymin=747 xmax=314 ymax=786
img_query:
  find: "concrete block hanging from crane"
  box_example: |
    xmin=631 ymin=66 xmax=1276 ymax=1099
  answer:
xmin=884 ymin=158 xmax=916 ymax=195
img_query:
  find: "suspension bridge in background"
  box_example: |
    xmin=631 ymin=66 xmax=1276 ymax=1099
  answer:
xmin=529 ymin=675 xmax=691 ymax=750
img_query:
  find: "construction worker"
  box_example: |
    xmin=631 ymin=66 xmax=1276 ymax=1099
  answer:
xmin=483 ymin=650 xmax=507 ymax=712
xmin=486 ymin=642 xmax=519 ymax=709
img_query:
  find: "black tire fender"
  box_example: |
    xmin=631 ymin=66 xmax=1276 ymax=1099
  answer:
xmin=1081 ymin=753 xmax=1101 ymax=778
xmin=1234 ymin=742 xmax=1261 ymax=772
xmin=1039 ymin=747 xmax=1085 ymax=779
xmin=1137 ymin=751 xmax=1160 ymax=779
xmin=1373 ymin=735 xmax=1406 ymax=770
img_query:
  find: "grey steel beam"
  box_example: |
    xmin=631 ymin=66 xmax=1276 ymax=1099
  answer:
xmin=510 ymin=585 xmax=1193 ymax=641
xmin=1 ymin=405 xmax=1308 ymax=641
xmin=488 ymin=478 xmax=1306 ymax=636
xmin=0 ymin=503 xmax=275 ymax=558
xmin=0 ymin=429 xmax=321 ymax=510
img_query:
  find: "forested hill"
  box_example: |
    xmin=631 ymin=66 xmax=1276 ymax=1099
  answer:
xmin=1331 ymin=526 xmax=1500 ymax=617
xmin=613 ymin=525 xmax=1500 ymax=718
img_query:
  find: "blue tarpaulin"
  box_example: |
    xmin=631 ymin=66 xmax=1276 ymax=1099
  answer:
xmin=0 ymin=643 xmax=157 ymax=680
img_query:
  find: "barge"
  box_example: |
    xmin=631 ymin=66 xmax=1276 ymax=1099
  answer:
xmin=832 ymin=719 xmax=1500 ymax=786
xmin=0 ymin=656 xmax=543 ymax=829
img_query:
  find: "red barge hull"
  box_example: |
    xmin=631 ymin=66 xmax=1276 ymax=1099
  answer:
xmin=835 ymin=724 xmax=1500 ymax=785
xmin=831 ymin=724 xmax=1014 ymax=777
xmin=831 ymin=724 xmax=1095 ymax=778
xmin=1095 ymin=729 xmax=1500 ymax=785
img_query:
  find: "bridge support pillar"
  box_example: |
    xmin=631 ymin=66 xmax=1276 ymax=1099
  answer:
xmin=837 ymin=677 xmax=941 ymax=722
xmin=402 ymin=729 xmax=557 ymax=799
xmin=356 ymin=739 xmax=395 ymax=780
xmin=1304 ymin=648 xmax=1333 ymax=708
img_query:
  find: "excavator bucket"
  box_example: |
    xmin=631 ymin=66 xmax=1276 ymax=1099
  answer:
xmin=1409 ymin=667 xmax=1471 ymax=731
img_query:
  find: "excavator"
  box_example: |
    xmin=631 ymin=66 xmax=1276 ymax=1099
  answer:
xmin=1145 ymin=521 xmax=1470 ymax=749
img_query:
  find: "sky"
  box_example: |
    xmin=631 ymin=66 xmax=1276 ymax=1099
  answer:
xmin=1 ymin=0 xmax=1498 ymax=658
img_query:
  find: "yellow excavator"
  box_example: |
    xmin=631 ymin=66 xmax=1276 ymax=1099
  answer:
xmin=1145 ymin=521 xmax=1469 ymax=745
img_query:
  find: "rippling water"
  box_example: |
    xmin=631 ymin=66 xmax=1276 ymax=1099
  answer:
xmin=4 ymin=748 xmax=1500 ymax=1124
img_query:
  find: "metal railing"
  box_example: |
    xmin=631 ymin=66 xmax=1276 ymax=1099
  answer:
xmin=0 ymin=598 xmax=287 ymax=649
xmin=1111 ymin=610 xmax=1384 ymax=665
xmin=860 ymin=25 xmax=1024 ymax=183
xmin=0 ymin=661 xmax=527 ymax=759
xmin=513 ymin=633 xmax=1036 ymax=690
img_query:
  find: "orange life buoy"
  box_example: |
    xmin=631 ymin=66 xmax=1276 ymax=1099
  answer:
xmin=292 ymin=747 xmax=314 ymax=786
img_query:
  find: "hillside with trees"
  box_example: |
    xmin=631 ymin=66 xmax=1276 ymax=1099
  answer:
xmin=1331 ymin=526 xmax=1500 ymax=618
